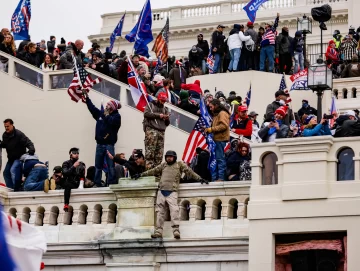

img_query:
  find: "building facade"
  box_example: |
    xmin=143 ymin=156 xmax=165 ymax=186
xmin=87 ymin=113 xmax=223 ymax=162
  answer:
xmin=89 ymin=0 xmax=354 ymax=62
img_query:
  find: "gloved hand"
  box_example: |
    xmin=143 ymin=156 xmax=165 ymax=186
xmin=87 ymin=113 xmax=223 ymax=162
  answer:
xmin=132 ymin=173 xmax=141 ymax=180
xmin=28 ymin=150 xmax=35 ymax=156
xmin=200 ymin=178 xmax=209 ymax=185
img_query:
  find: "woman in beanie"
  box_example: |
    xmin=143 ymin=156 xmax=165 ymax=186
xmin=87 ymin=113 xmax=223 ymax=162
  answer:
xmin=258 ymin=106 xmax=290 ymax=142
xmin=303 ymin=115 xmax=332 ymax=137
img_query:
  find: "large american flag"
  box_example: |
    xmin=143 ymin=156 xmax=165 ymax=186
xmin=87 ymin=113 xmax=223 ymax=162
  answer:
xmin=182 ymin=117 xmax=208 ymax=163
xmin=152 ymin=17 xmax=169 ymax=63
xmin=68 ymin=56 xmax=101 ymax=103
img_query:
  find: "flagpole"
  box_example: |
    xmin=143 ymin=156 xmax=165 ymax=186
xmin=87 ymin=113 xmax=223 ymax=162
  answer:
xmin=72 ymin=54 xmax=83 ymax=89
xmin=283 ymin=73 xmax=296 ymax=122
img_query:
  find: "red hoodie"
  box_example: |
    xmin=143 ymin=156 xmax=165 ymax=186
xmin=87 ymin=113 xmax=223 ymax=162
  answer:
xmin=181 ymin=80 xmax=203 ymax=95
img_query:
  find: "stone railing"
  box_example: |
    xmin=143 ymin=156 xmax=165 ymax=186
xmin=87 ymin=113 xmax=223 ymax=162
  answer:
xmin=2 ymin=178 xmax=250 ymax=242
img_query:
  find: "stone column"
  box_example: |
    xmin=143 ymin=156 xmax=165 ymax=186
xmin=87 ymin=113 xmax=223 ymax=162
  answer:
xmin=101 ymin=208 xmax=110 ymax=225
xmin=348 ymin=0 xmax=360 ymax=29
xmin=110 ymin=177 xmax=158 ymax=239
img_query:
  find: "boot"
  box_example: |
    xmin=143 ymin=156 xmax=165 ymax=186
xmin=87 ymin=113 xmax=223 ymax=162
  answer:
xmin=78 ymin=179 xmax=84 ymax=189
xmin=50 ymin=178 xmax=56 ymax=190
xmin=173 ymin=229 xmax=181 ymax=239
xmin=63 ymin=204 xmax=69 ymax=212
xmin=44 ymin=179 xmax=50 ymax=193
xmin=151 ymin=231 xmax=163 ymax=239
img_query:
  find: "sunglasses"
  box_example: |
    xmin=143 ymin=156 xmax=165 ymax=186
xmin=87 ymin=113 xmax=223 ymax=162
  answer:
xmin=71 ymin=151 xmax=79 ymax=155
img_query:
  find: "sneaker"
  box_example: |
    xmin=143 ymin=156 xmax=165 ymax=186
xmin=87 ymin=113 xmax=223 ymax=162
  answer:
xmin=173 ymin=229 xmax=181 ymax=239
xmin=44 ymin=179 xmax=50 ymax=193
xmin=63 ymin=204 xmax=69 ymax=212
xmin=78 ymin=180 xmax=84 ymax=189
xmin=151 ymin=232 xmax=163 ymax=239
xmin=50 ymin=179 xmax=56 ymax=190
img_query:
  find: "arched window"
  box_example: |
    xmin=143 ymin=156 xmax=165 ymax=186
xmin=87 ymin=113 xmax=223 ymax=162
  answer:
xmin=212 ymin=199 xmax=222 ymax=220
xmin=108 ymin=204 xmax=117 ymax=224
xmin=195 ymin=200 xmax=206 ymax=220
xmin=262 ymin=152 xmax=278 ymax=185
xmin=337 ymin=148 xmax=355 ymax=181
xmin=180 ymin=200 xmax=190 ymax=221
xmin=228 ymin=199 xmax=238 ymax=219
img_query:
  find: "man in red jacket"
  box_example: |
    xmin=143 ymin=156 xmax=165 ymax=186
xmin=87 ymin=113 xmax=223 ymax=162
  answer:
xmin=231 ymin=105 xmax=253 ymax=140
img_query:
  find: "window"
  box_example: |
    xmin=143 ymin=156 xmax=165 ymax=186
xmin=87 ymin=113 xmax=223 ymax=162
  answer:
xmin=337 ymin=148 xmax=355 ymax=181
xmin=262 ymin=152 xmax=278 ymax=185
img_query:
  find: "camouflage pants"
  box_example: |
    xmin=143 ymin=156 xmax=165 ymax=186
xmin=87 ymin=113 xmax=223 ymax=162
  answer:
xmin=155 ymin=191 xmax=180 ymax=234
xmin=144 ymin=127 xmax=165 ymax=169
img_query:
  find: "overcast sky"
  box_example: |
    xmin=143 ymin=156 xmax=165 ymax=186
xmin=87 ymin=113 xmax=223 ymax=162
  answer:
xmin=0 ymin=0 xmax=218 ymax=49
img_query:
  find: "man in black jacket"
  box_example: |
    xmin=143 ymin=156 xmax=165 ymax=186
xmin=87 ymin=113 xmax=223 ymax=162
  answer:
xmin=265 ymin=90 xmax=294 ymax=125
xmin=85 ymin=94 xmax=121 ymax=187
xmin=89 ymin=51 xmax=110 ymax=76
xmin=297 ymin=99 xmax=317 ymax=119
xmin=0 ymin=119 xmax=35 ymax=191
xmin=47 ymin=36 xmax=56 ymax=54
xmin=108 ymin=150 xmax=146 ymax=178
xmin=211 ymin=25 xmax=226 ymax=73
xmin=196 ymin=33 xmax=209 ymax=73
xmin=62 ymin=148 xmax=85 ymax=212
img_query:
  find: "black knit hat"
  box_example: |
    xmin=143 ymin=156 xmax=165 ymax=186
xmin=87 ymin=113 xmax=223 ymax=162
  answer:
xmin=69 ymin=147 xmax=79 ymax=154
xmin=53 ymin=166 xmax=62 ymax=174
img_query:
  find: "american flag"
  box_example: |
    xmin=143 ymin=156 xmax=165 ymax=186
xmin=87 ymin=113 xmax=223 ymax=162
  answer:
xmin=279 ymin=74 xmax=292 ymax=104
xmin=11 ymin=0 xmax=32 ymax=41
xmin=152 ymin=17 xmax=169 ymax=63
xmin=68 ymin=56 xmax=101 ymax=103
xmin=243 ymin=84 xmax=252 ymax=107
xmin=182 ymin=117 xmax=208 ymax=163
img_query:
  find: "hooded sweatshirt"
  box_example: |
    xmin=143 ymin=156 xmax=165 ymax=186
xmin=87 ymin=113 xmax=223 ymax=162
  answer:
xmin=227 ymin=24 xmax=251 ymax=50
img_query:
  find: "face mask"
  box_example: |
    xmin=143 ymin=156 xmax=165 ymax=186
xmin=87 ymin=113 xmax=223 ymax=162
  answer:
xmin=302 ymin=103 xmax=308 ymax=109
xmin=279 ymin=100 xmax=285 ymax=106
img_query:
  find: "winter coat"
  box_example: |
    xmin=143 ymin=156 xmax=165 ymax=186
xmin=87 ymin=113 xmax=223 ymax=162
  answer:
xmin=196 ymin=40 xmax=209 ymax=58
xmin=188 ymin=48 xmax=203 ymax=68
xmin=17 ymin=40 xmax=30 ymax=54
xmin=291 ymin=37 xmax=304 ymax=55
xmin=245 ymin=28 xmax=258 ymax=46
xmin=210 ymin=110 xmax=230 ymax=142
xmin=227 ymin=29 xmax=251 ymax=50
xmin=86 ymin=98 xmax=121 ymax=145
xmin=178 ymin=99 xmax=199 ymax=115
xmin=91 ymin=60 xmax=110 ymax=76
xmin=232 ymin=115 xmax=253 ymax=139
xmin=58 ymin=43 xmax=84 ymax=70
xmin=169 ymin=67 xmax=187 ymax=90
xmin=62 ymin=159 xmax=83 ymax=186
xmin=17 ymin=50 xmax=44 ymax=67
xmin=143 ymin=101 xmax=170 ymax=132
xmin=180 ymin=80 xmax=202 ymax=95
xmin=141 ymin=161 xmax=202 ymax=191
xmin=0 ymin=128 xmax=35 ymax=161
xmin=211 ymin=30 xmax=226 ymax=54
xmin=258 ymin=123 xmax=289 ymax=142
xmin=303 ymin=123 xmax=332 ymax=137
xmin=0 ymin=43 xmax=15 ymax=64
xmin=275 ymin=32 xmax=293 ymax=56
xmin=47 ymin=40 xmax=56 ymax=54
xmin=226 ymin=152 xmax=250 ymax=177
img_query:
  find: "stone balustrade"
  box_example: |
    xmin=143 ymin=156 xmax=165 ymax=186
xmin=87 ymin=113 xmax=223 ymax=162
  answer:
xmin=1 ymin=178 xmax=250 ymax=243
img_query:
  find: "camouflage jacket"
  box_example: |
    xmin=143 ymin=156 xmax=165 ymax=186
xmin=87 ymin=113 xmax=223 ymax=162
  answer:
xmin=141 ymin=161 xmax=201 ymax=191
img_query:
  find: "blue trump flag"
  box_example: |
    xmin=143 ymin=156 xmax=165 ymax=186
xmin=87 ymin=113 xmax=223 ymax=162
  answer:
xmin=243 ymin=0 xmax=269 ymax=23
xmin=109 ymin=12 xmax=126 ymax=53
xmin=125 ymin=0 xmax=153 ymax=57
xmin=199 ymin=98 xmax=217 ymax=177
xmin=11 ymin=0 xmax=31 ymax=41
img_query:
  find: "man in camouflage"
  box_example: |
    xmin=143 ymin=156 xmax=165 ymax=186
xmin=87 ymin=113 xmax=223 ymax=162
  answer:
xmin=133 ymin=150 xmax=209 ymax=239
xmin=143 ymin=92 xmax=170 ymax=169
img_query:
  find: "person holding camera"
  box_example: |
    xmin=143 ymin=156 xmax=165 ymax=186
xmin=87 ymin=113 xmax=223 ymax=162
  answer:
xmin=62 ymin=148 xmax=86 ymax=212
xmin=107 ymin=149 xmax=146 ymax=179
xmin=258 ymin=106 xmax=290 ymax=142
xmin=85 ymin=94 xmax=121 ymax=187
xmin=303 ymin=115 xmax=332 ymax=137
xmin=340 ymin=34 xmax=358 ymax=64
xmin=133 ymin=150 xmax=208 ymax=239
xmin=143 ymin=92 xmax=170 ymax=169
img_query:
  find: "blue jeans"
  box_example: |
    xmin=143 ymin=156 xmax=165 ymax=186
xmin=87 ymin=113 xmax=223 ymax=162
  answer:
xmin=213 ymin=53 xmax=221 ymax=73
xmin=260 ymin=46 xmax=275 ymax=72
xmin=3 ymin=160 xmax=23 ymax=191
xmin=201 ymin=59 xmax=207 ymax=74
xmin=228 ymin=48 xmax=241 ymax=71
xmin=294 ymin=52 xmax=304 ymax=73
xmin=212 ymin=141 xmax=227 ymax=181
xmin=24 ymin=167 xmax=48 ymax=191
xmin=95 ymin=144 xmax=116 ymax=186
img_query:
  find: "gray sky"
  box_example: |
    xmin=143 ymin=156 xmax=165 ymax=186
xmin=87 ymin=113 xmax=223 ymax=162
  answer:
xmin=1 ymin=0 xmax=218 ymax=49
